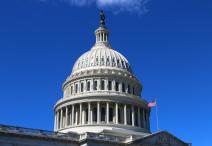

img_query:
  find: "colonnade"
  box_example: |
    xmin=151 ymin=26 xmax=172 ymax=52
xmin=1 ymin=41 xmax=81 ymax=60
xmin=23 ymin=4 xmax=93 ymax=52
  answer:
xmin=96 ymin=30 xmax=108 ymax=43
xmin=64 ymin=78 xmax=140 ymax=97
xmin=55 ymin=101 xmax=150 ymax=131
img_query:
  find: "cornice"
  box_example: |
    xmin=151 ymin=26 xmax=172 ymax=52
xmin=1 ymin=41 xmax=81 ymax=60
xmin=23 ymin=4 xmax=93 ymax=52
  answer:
xmin=62 ymin=68 xmax=142 ymax=90
xmin=54 ymin=93 xmax=148 ymax=111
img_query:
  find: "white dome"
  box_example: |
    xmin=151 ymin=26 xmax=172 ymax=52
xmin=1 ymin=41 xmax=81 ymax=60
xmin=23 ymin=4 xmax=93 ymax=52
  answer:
xmin=71 ymin=43 xmax=133 ymax=75
xmin=54 ymin=12 xmax=150 ymax=136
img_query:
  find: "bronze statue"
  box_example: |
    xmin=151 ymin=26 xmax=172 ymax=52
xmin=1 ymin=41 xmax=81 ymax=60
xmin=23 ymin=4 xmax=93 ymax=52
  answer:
xmin=100 ymin=10 xmax=105 ymax=27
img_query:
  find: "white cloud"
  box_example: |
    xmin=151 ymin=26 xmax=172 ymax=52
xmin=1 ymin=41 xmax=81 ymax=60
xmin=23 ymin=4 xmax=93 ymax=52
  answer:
xmin=40 ymin=0 xmax=149 ymax=14
xmin=97 ymin=0 xmax=148 ymax=14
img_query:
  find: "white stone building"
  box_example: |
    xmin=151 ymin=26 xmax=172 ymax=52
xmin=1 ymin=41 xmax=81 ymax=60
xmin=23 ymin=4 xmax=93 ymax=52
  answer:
xmin=0 ymin=11 xmax=191 ymax=146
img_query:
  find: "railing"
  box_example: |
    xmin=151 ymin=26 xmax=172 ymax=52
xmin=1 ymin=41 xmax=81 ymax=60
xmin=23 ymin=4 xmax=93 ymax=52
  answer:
xmin=0 ymin=124 xmax=79 ymax=141
xmin=80 ymin=132 xmax=133 ymax=143
xmin=0 ymin=124 xmax=134 ymax=143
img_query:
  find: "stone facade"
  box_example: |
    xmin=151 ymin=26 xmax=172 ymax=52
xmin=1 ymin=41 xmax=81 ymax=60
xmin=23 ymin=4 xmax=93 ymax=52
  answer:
xmin=0 ymin=124 xmax=190 ymax=146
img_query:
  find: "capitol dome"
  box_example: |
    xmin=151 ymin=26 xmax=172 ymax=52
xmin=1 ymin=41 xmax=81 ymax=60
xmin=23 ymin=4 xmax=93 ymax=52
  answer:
xmin=72 ymin=45 xmax=133 ymax=75
xmin=54 ymin=11 xmax=150 ymax=137
xmin=71 ymin=25 xmax=133 ymax=76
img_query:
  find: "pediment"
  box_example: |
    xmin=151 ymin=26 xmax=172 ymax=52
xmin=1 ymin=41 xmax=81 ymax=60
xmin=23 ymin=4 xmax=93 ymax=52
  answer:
xmin=133 ymin=131 xmax=189 ymax=146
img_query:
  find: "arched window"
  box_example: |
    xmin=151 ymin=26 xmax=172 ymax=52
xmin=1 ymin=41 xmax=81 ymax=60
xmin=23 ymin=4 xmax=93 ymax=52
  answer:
xmin=94 ymin=81 xmax=97 ymax=90
xmin=81 ymin=82 xmax=84 ymax=92
xmin=87 ymin=81 xmax=90 ymax=91
xmin=71 ymin=86 xmax=73 ymax=94
xmin=115 ymin=82 xmax=119 ymax=91
xmin=75 ymin=84 xmax=78 ymax=93
xmin=122 ymin=83 xmax=125 ymax=92
xmin=101 ymin=80 xmax=105 ymax=90
xmin=133 ymin=87 xmax=135 ymax=95
xmin=108 ymin=81 xmax=112 ymax=90
xmin=128 ymin=85 xmax=131 ymax=94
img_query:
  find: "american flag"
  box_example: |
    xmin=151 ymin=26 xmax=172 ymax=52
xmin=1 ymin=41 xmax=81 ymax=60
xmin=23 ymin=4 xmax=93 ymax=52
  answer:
xmin=148 ymin=100 xmax=157 ymax=107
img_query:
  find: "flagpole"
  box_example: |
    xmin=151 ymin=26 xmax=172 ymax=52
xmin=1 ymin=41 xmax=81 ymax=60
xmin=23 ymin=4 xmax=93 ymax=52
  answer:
xmin=155 ymin=98 xmax=159 ymax=131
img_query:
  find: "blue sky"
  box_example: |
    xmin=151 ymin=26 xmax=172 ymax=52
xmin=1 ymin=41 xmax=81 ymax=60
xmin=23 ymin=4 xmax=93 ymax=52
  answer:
xmin=0 ymin=0 xmax=211 ymax=145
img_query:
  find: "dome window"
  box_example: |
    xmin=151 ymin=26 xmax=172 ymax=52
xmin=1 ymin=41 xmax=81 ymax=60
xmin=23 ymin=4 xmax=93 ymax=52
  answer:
xmin=122 ymin=83 xmax=125 ymax=92
xmin=133 ymin=87 xmax=135 ymax=95
xmin=101 ymin=80 xmax=105 ymax=90
xmin=81 ymin=82 xmax=84 ymax=92
xmin=128 ymin=85 xmax=131 ymax=94
xmin=75 ymin=84 xmax=78 ymax=93
xmin=115 ymin=82 xmax=119 ymax=91
xmin=94 ymin=81 xmax=97 ymax=90
xmin=87 ymin=81 xmax=90 ymax=91
xmin=71 ymin=86 xmax=73 ymax=95
xmin=108 ymin=80 xmax=112 ymax=90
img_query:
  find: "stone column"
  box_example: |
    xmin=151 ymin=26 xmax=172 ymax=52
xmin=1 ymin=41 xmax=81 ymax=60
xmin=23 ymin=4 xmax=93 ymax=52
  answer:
xmin=75 ymin=110 xmax=78 ymax=125
xmin=106 ymin=102 xmax=109 ymax=124
xmin=124 ymin=104 xmax=127 ymax=125
xmin=82 ymin=108 xmax=85 ymax=125
xmin=88 ymin=102 xmax=91 ymax=124
xmin=54 ymin=111 xmax=57 ymax=130
xmin=90 ymin=106 xmax=93 ymax=124
xmin=138 ymin=107 xmax=141 ymax=127
xmin=131 ymin=106 xmax=135 ymax=126
xmin=97 ymin=79 xmax=100 ymax=90
xmin=60 ymin=109 xmax=63 ymax=128
xmin=97 ymin=102 xmax=100 ymax=124
xmin=84 ymin=80 xmax=87 ymax=92
xmin=56 ymin=112 xmax=59 ymax=129
xmin=80 ymin=103 xmax=82 ymax=125
xmin=115 ymin=103 xmax=118 ymax=124
xmin=65 ymin=106 xmax=68 ymax=127
xmin=72 ymin=105 xmax=75 ymax=125
xmin=69 ymin=107 xmax=72 ymax=126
